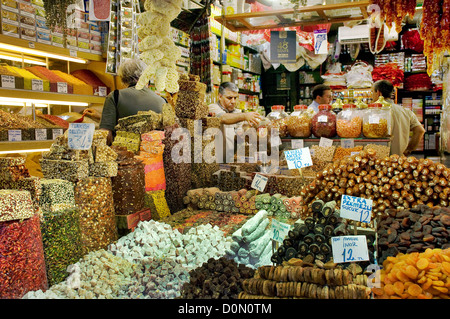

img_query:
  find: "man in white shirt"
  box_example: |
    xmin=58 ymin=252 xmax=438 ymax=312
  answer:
xmin=208 ymin=82 xmax=262 ymax=163
xmin=308 ymin=84 xmax=332 ymax=113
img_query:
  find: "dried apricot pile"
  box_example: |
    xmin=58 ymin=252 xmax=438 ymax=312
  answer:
xmin=373 ymin=248 xmax=450 ymax=299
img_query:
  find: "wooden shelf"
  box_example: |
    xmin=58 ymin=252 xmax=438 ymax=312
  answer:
xmin=0 ymin=87 xmax=106 ymax=105
xmin=0 ymin=34 xmax=104 ymax=62
xmin=215 ymin=1 xmax=370 ymax=32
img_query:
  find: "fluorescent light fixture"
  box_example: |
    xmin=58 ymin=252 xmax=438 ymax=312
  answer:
xmin=0 ymin=97 xmax=88 ymax=106
xmin=0 ymin=148 xmax=51 ymax=155
xmin=0 ymin=43 xmax=88 ymax=64
xmin=0 ymin=53 xmax=47 ymax=66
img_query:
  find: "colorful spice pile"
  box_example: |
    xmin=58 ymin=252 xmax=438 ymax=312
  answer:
xmin=371 ymin=63 xmax=404 ymax=87
xmin=71 ymin=69 xmax=110 ymax=96
xmin=373 ymin=248 xmax=450 ymax=299
xmin=179 ymin=257 xmax=255 ymax=299
xmin=26 ymin=66 xmax=73 ymax=93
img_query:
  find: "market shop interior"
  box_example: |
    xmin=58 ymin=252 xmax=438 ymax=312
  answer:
xmin=0 ymin=0 xmax=450 ymax=302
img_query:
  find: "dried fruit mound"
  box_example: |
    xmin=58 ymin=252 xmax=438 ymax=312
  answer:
xmin=372 ymin=248 xmax=450 ymax=299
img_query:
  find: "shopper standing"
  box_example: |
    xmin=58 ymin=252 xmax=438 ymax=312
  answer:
xmin=208 ymin=82 xmax=262 ymax=162
xmin=372 ymin=80 xmax=425 ymax=156
xmin=83 ymin=58 xmax=165 ymax=144
xmin=308 ymin=84 xmax=332 ymax=113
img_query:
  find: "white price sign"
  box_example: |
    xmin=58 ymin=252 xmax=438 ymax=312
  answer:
xmin=35 ymin=128 xmax=47 ymax=141
xmin=331 ymin=235 xmax=370 ymax=263
xmin=291 ymin=139 xmax=304 ymax=149
xmin=67 ymin=123 xmax=95 ymax=150
xmin=8 ymin=130 xmax=21 ymax=141
xmin=284 ymin=147 xmax=313 ymax=169
xmin=368 ymin=115 xmax=380 ymax=124
xmin=98 ymin=86 xmax=107 ymax=97
xmin=318 ymin=115 xmax=328 ymax=123
xmin=251 ymin=173 xmax=268 ymax=192
xmin=340 ymin=194 xmax=373 ymax=224
xmin=341 ymin=139 xmax=354 ymax=149
xmin=271 ymin=219 xmax=291 ymax=243
xmin=1 ymin=75 xmax=15 ymax=88
xmin=319 ymin=137 xmax=333 ymax=147
xmin=31 ymin=79 xmax=44 ymax=91
xmin=57 ymin=82 xmax=68 ymax=93
xmin=52 ymin=128 xmax=64 ymax=139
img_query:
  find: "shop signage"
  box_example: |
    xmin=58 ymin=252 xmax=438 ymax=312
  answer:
xmin=314 ymin=29 xmax=328 ymax=55
xmin=284 ymin=147 xmax=313 ymax=169
xmin=340 ymin=194 xmax=373 ymax=224
xmin=276 ymin=72 xmax=291 ymax=90
xmin=331 ymin=235 xmax=370 ymax=263
xmin=270 ymin=30 xmax=297 ymax=63
xmin=251 ymin=173 xmax=268 ymax=192
xmin=271 ymin=219 xmax=291 ymax=243
xmin=67 ymin=123 xmax=95 ymax=150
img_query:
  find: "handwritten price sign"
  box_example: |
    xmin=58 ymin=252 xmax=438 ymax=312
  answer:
xmin=331 ymin=235 xmax=369 ymax=263
xmin=340 ymin=194 xmax=373 ymax=224
xmin=67 ymin=123 xmax=95 ymax=150
xmin=271 ymin=219 xmax=291 ymax=243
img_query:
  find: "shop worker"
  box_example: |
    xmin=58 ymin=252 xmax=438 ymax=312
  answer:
xmin=308 ymin=84 xmax=332 ymax=113
xmin=372 ymin=80 xmax=425 ymax=156
xmin=208 ymin=82 xmax=263 ymax=163
xmin=83 ymin=58 xmax=165 ymax=145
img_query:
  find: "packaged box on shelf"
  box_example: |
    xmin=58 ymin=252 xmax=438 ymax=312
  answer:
xmin=51 ymin=34 xmax=64 ymax=47
xmin=19 ymin=14 xmax=36 ymax=28
xmin=1 ymin=0 xmax=18 ymax=12
xmin=36 ymin=29 xmax=51 ymax=44
xmin=77 ymin=37 xmax=90 ymax=52
xmin=34 ymin=5 xmax=45 ymax=18
xmin=65 ymin=36 xmax=77 ymax=50
xmin=19 ymin=25 xmax=36 ymax=41
xmin=1 ymin=22 xmax=19 ymax=37
xmin=1 ymin=8 xmax=19 ymax=25
xmin=35 ymin=17 xmax=48 ymax=31
xmin=90 ymin=42 xmax=102 ymax=55
xmin=18 ymin=1 xmax=35 ymax=16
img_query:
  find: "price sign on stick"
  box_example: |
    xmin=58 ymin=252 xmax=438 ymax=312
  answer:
xmin=68 ymin=123 xmax=95 ymax=150
xmin=340 ymin=194 xmax=373 ymax=224
xmin=331 ymin=235 xmax=370 ymax=263
xmin=291 ymin=139 xmax=304 ymax=149
xmin=284 ymin=147 xmax=313 ymax=169
xmin=319 ymin=137 xmax=333 ymax=147
xmin=271 ymin=219 xmax=291 ymax=243
xmin=251 ymin=173 xmax=268 ymax=192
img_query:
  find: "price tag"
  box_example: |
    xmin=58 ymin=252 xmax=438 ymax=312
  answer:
xmin=31 ymin=79 xmax=44 ymax=91
xmin=351 ymin=151 xmax=360 ymax=156
xmin=331 ymin=235 xmax=370 ymax=263
xmin=369 ymin=115 xmax=380 ymax=124
xmin=251 ymin=173 xmax=268 ymax=192
xmin=57 ymin=82 xmax=68 ymax=93
xmin=8 ymin=130 xmax=21 ymax=141
xmin=319 ymin=137 xmax=333 ymax=147
xmin=98 ymin=86 xmax=107 ymax=97
xmin=52 ymin=128 xmax=64 ymax=139
xmin=1 ymin=75 xmax=15 ymax=88
xmin=35 ymin=128 xmax=47 ymax=141
xmin=318 ymin=115 xmax=328 ymax=123
xmin=67 ymin=123 xmax=95 ymax=150
xmin=284 ymin=147 xmax=313 ymax=169
xmin=69 ymin=49 xmax=77 ymax=57
xmin=340 ymin=194 xmax=373 ymax=224
xmin=341 ymin=139 xmax=354 ymax=149
xmin=271 ymin=219 xmax=291 ymax=243
xmin=28 ymin=41 xmax=35 ymax=48
xmin=291 ymin=139 xmax=304 ymax=149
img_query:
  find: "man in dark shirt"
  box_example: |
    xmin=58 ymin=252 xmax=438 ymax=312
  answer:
xmin=83 ymin=58 xmax=165 ymax=144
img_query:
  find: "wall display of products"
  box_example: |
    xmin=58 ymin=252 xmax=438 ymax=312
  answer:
xmin=0 ymin=0 xmax=107 ymax=56
xmin=105 ymin=0 xmax=140 ymax=74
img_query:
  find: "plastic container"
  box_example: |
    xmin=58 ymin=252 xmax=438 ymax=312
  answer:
xmin=336 ymin=103 xmax=362 ymax=138
xmin=286 ymin=105 xmax=312 ymax=137
xmin=362 ymin=103 xmax=391 ymax=138
xmin=311 ymin=104 xmax=336 ymax=138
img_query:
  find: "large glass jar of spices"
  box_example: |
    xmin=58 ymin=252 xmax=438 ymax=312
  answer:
xmin=362 ymin=103 xmax=391 ymax=138
xmin=286 ymin=105 xmax=312 ymax=137
xmin=311 ymin=104 xmax=336 ymax=138
xmin=336 ymin=103 xmax=362 ymax=138
xmin=268 ymin=105 xmax=288 ymax=137
xmin=267 ymin=105 xmax=283 ymax=121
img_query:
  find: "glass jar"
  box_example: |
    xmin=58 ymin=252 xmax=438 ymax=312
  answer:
xmin=286 ymin=105 xmax=312 ymax=137
xmin=279 ymin=105 xmax=289 ymax=118
xmin=362 ymin=103 xmax=391 ymax=138
xmin=337 ymin=103 xmax=362 ymax=138
xmin=311 ymin=104 xmax=336 ymax=138
xmin=267 ymin=105 xmax=283 ymax=121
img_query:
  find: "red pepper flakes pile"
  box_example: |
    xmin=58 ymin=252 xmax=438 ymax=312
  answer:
xmin=404 ymin=73 xmax=433 ymax=91
xmin=372 ymin=62 xmax=404 ymax=87
xmin=402 ymin=29 xmax=424 ymax=52
xmin=0 ymin=213 xmax=48 ymax=298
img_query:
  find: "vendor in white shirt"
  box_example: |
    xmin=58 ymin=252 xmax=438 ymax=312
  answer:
xmin=308 ymin=84 xmax=332 ymax=113
xmin=208 ymin=82 xmax=262 ymax=163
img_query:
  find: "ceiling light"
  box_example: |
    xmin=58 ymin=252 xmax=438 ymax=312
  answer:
xmin=0 ymin=53 xmax=47 ymax=66
xmin=0 ymin=97 xmax=88 ymax=107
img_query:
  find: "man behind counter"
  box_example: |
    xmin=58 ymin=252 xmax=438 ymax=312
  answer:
xmin=208 ymin=82 xmax=263 ymax=163
xmin=308 ymin=84 xmax=332 ymax=113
